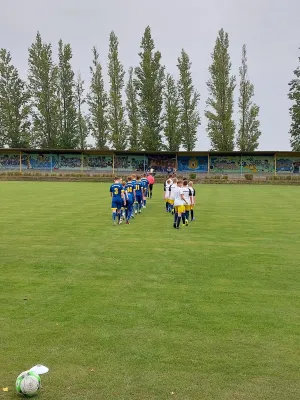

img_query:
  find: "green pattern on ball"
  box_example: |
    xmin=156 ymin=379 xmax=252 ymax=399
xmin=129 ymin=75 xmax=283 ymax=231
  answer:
xmin=15 ymin=370 xmax=41 ymax=397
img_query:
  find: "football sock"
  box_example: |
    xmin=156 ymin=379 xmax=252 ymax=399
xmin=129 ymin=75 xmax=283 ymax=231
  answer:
xmin=191 ymin=209 xmax=194 ymax=219
xmin=186 ymin=210 xmax=190 ymax=221
xmin=174 ymin=212 xmax=178 ymax=224
xmin=176 ymin=216 xmax=181 ymax=228
xmin=112 ymin=212 xmax=116 ymax=221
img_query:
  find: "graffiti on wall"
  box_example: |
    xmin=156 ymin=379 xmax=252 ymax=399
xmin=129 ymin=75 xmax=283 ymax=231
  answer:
xmin=147 ymin=154 xmax=176 ymax=172
xmin=178 ymin=156 xmax=208 ymax=172
xmin=59 ymin=154 xmax=82 ymax=170
xmin=0 ymin=154 xmax=28 ymax=169
xmin=28 ymin=154 xmax=59 ymax=169
xmin=210 ymin=155 xmax=275 ymax=173
xmin=210 ymin=156 xmax=240 ymax=173
xmin=114 ymin=155 xmax=146 ymax=171
xmin=84 ymin=155 xmax=113 ymax=170
xmin=276 ymin=157 xmax=300 ymax=173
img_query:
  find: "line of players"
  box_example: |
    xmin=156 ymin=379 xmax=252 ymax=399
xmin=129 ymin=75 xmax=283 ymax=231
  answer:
xmin=164 ymin=176 xmax=196 ymax=229
xmin=110 ymin=174 xmax=150 ymax=225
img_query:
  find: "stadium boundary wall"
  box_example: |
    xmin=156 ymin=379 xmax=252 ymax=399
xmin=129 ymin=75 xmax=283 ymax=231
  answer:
xmin=0 ymin=149 xmax=300 ymax=175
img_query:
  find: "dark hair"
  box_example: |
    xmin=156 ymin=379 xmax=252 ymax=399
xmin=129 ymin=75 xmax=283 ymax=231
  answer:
xmin=136 ymin=176 xmax=140 ymax=180
xmin=183 ymin=180 xmax=188 ymax=186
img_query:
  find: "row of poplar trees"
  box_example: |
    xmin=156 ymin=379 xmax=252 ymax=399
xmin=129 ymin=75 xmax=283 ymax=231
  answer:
xmin=0 ymin=27 xmax=266 ymax=151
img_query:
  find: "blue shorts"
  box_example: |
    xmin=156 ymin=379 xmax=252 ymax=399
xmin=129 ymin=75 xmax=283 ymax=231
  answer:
xmin=127 ymin=195 xmax=134 ymax=206
xmin=111 ymin=198 xmax=123 ymax=210
xmin=136 ymin=194 xmax=143 ymax=203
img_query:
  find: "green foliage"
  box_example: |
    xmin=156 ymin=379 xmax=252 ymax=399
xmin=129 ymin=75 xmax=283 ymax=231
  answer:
xmin=28 ymin=32 xmax=59 ymax=148
xmin=57 ymin=40 xmax=79 ymax=149
xmin=0 ymin=49 xmax=31 ymax=147
xmin=108 ymin=31 xmax=127 ymax=150
xmin=163 ymin=74 xmax=181 ymax=151
xmin=87 ymin=47 xmax=109 ymax=149
xmin=288 ymin=48 xmax=300 ymax=151
xmin=189 ymin=173 xmax=196 ymax=180
xmin=134 ymin=26 xmax=164 ymax=151
xmin=177 ymin=49 xmax=200 ymax=151
xmin=236 ymin=45 xmax=261 ymax=151
xmin=75 ymin=73 xmax=88 ymax=149
xmin=244 ymin=173 xmax=254 ymax=180
xmin=126 ymin=67 xmax=140 ymax=150
xmin=205 ymin=29 xmax=236 ymax=151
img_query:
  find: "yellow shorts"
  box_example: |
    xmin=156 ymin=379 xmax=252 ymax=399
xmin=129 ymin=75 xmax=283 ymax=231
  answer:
xmin=185 ymin=205 xmax=191 ymax=211
xmin=175 ymin=205 xmax=185 ymax=214
xmin=168 ymin=199 xmax=174 ymax=205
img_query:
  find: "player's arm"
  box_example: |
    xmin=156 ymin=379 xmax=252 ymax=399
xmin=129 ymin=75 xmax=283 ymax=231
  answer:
xmin=180 ymin=193 xmax=187 ymax=204
xmin=110 ymin=186 xmax=113 ymax=197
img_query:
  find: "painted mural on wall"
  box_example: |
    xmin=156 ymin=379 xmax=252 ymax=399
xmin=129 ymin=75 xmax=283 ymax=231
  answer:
xmin=210 ymin=155 xmax=275 ymax=173
xmin=178 ymin=156 xmax=208 ymax=172
xmin=114 ymin=155 xmax=146 ymax=171
xmin=59 ymin=154 xmax=82 ymax=170
xmin=147 ymin=154 xmax=176 ymax=172
xmin=210 ymin=156 xmax=241 ymax=173
xmin=241 ymin=156 xmax=274 ymax=173
xmin=83 ymin=155 xmax=113 ymax=170
xmin=0 ymin=154 xmax=28 ymax=169
xmin=276 ymin=157 xmax=300 ymax=173
xmin=28 ymin=154 xmax=59 ymax=169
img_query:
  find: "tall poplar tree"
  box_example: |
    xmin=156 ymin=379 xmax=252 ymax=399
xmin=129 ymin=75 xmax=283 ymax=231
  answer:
xmin=75 ymin=73 xmax=88 ymax=150
xmin=236 ymin=45 xmax=261 ymax=151
xmin=57 ymin=39 xmax=78 ymax=148
xmin=126 ymin=67 xmax=140 ymax=150
xmin=177 ymin=49 xmax=200 ymax=151
xmin=288 ymin=47 xmax=300 ymax=151
xmin=163 ymin=73 xmax=181 ymax=151
xmin=134 ymin=26 xmax=164 ymax=151
xmin=87 ymin=47 xmax=108 ymax=149
xmin=205 ymin=29 xmax=236 ymax=151
xmin=108 ymin=31 xmax=127 ymax=150
xmin=28 ymin=32 xmax=59 ymax=148
xmin=0 ymin=49 xmax=31 ymax=147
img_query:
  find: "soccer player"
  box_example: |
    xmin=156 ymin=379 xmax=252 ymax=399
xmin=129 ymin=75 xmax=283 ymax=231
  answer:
xmin=168 ymin=177 xmax=178 ymax=214
xmin=125 ymin=176 xmax=135 ymax=224
xmin=141 ymin=173 xmax=149 ymax=208
xmin=182 ymin=180 xmax=192 ymax=225
xmin=173 ymin=180 xmax=188 ymax=229
xmin=164 ymin=178 xmax=172 ymax=212
xmin=131 ymin=174 xmax=137 ymax=214
xmin=109 ymin=177 xmax=125 ymax=225
xmin=188 ymin=181 xmax=196 ymax=221
xmin=135 ymin=176 xmax=144 ymax=213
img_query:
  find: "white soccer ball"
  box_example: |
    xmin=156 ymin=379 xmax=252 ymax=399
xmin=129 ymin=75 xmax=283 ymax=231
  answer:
xmin=16 ymin=370 xmax=41 ymax=397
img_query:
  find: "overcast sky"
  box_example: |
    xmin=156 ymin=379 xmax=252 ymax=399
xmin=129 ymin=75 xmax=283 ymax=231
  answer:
xmin=1 ymin=0 xmax=300 ymax=151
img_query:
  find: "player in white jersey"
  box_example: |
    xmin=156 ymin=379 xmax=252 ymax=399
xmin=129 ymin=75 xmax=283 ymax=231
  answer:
xmin=168 ymin=178 xmax=178 ymax=214
xmin=173 ymin=180 xmax=188 ymax=229
xmin=188 ymin=181 xmax=196 ymax=221
xmin=164 ymin=178 xmax=172 ymax=212
xmin=182 ymin=180 xmax=192 ymax=226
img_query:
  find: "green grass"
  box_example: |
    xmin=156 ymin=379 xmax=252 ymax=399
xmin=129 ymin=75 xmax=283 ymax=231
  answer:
xmin=1 ymin=182 xmax=300 ymax=400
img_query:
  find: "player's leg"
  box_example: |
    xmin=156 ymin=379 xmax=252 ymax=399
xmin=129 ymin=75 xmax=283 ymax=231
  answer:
xmin=149 ymin=184 xmax=153 ymax=199
xmin=173 ymin=206 xmax=178 ymax=228
xmin=144 ymin=190 xmax=147 ymax=207
xmin=111 ymin=204 xmax=117 ymax=226
xmin=176 ymin=205 xmax=185 ymax=228
xmin=191 ymin=205 xmax=195 ymax=221
xmin=117 ymin=201 xmax=122 ymax=224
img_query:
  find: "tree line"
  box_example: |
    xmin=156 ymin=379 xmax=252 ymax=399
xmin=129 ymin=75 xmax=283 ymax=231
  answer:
xmin=0 ymin=26 xmax=298 ymax=151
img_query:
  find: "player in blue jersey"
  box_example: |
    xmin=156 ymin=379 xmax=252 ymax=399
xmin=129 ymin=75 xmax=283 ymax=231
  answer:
xmin=135 ymin=176 xmax=144 ymax=213
xmin=124 ymin=176 xmax=135 ymax=224
xmin=109 ymin=177 xmax=125 ymax=225
xmin=141 ymin=173 xmax=149 ymax=208
xmin=131 ymin=174 xmax=138 ymax=215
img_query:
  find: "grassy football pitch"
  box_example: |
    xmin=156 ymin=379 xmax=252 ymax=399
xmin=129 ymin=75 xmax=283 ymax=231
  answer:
xmin=1 ymin=182 xmax=300 ymax=400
